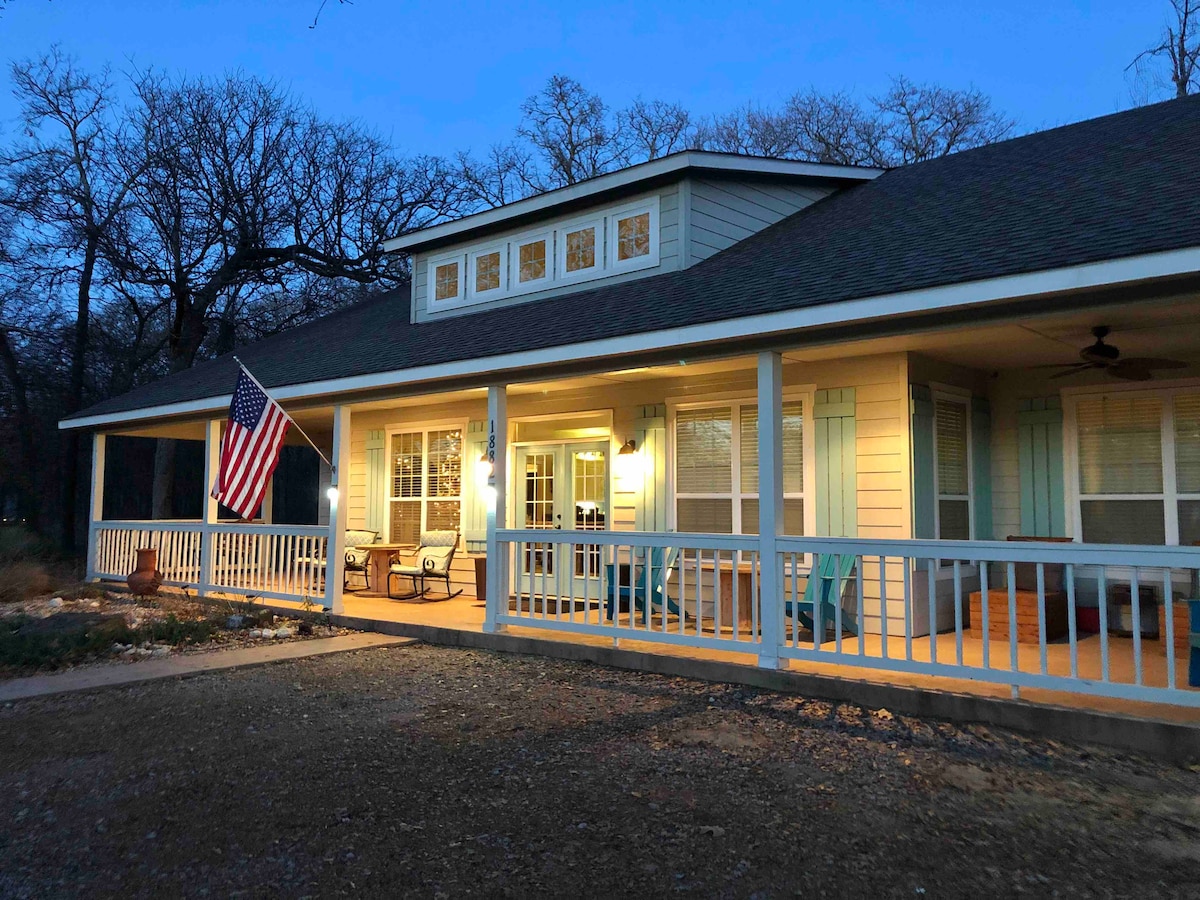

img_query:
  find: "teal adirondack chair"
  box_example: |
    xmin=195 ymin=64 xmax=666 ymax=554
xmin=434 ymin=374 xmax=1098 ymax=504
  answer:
xmin=784 ymin=552 xmax=858 ymax=637
xmin=605 ymin=546 xmax=680 ymax=623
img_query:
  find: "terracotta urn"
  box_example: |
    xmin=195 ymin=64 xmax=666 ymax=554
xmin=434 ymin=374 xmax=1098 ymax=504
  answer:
xmin=127 ymin=547 xmax=164 ymax=596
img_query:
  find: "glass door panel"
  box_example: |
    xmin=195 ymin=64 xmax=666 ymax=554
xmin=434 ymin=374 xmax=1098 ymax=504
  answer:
xmin=570 ymin=445 xmax=608 ymax=596
xmin=517 ymin=447 xmax=562 ymax=600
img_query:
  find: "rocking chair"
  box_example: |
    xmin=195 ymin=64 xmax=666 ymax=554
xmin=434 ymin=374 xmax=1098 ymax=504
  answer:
xmin=387 ymin=530 xmax=462 ymax=601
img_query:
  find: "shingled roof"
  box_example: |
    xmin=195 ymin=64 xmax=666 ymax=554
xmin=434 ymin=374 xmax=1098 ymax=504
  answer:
xmin=65 ymin=94 xmax=1200 ymax=424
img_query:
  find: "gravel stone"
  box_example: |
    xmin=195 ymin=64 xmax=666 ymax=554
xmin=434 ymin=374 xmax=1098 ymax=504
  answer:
xmin=0 ymin=643 xmax=1197 ymax=898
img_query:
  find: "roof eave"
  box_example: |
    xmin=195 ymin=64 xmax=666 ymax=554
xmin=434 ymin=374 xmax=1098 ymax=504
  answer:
xmin=382 ymin=152 xmax=883 ymax=254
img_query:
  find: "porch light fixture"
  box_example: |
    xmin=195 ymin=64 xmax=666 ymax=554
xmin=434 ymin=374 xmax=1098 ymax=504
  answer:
xmin=477 ymin=451 xmax=493 ymax=479
xmin=325 ymin=486 xmax=339 ymax=502
xmin=618 ymin=439 xmax=637 ymax=455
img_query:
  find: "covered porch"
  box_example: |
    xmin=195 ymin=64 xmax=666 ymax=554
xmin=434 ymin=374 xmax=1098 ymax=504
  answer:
xmin=82 ymin=292 xmax=1200 ymax=716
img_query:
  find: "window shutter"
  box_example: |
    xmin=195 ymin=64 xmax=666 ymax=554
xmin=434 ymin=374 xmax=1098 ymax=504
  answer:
xmin=1017 ymin=397 xmax=1066 ymax=537
xmin=463 ymin=421 xmax=489 ymax=546
xmin=634 ymin=406 xmax=668 ymax=532
xmin=971 ymin=397 xmax=993 ymax=540
xmin=364 ymin=429 xmax=386 ymax=536
xmin=910 ymin=385 xmax=936 ymax=540
xmin=814 ymin=388 xmax=857 ymax=537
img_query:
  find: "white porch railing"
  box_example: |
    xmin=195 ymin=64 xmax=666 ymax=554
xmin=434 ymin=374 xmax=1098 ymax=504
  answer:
xmin=494 ymin=529 xmax=1200 ymax=708
xmin=91 ymin=520 xmax=329 ymax=604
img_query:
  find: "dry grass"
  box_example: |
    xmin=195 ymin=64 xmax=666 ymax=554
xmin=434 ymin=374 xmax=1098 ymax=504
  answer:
xmin=0 ymin=560 xmax=56 ymax=604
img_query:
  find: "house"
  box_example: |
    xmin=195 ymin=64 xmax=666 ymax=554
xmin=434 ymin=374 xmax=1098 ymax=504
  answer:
xmin=62 ymin=96 xmax=1200 ymax=713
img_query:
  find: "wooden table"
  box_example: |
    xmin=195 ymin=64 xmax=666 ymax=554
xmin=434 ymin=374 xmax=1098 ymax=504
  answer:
xmin=355 ymin=543 xmax=415 ymax=597
xmin=700 ymin=560 xmax=757 ymax=628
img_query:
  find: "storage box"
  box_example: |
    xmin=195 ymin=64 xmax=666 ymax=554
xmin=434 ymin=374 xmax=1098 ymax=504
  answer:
xmin=1159 ymin=598 xmax=1190 ymax=656
xmin=968 ymin=589 xmax=1069 ymax=643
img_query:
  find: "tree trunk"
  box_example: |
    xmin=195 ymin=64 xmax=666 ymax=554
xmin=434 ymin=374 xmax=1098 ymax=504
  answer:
xmin=60 ymin=242 xmax=97 ymax=551
xmin=0 ymin=330 xmax=41 ymax=529
xmin=151 ymin=308 xmax=210 ymax=519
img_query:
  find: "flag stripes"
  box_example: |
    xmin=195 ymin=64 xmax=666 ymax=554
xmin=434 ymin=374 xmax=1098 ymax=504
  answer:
xmin=210 ymin=366 xmax=292 ymax=520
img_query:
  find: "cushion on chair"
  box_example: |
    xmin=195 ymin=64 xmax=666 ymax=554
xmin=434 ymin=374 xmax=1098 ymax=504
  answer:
xmin=420 ymin=530 xmax=458 ymax=548
xmin=390 ymin=563 xmax=424 ymax=577
xmin=417 ymin=545 xmax=454 ymax=577
xmin=343 ymin=530 xmax=378 ymax=569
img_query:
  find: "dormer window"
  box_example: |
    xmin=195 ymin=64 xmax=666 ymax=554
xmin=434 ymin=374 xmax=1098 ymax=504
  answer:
xmin=565 ymin=225 xmax=597 ymax=273
xmin=434 ymin=260 xmax=461 ymax=302
xmin=472 ymin=248 xmax=504 ymax=295
xmin=518 ymin=237 xmax=548 ymax=285
xmin=616 ymin=212 xmax=650 ymax=261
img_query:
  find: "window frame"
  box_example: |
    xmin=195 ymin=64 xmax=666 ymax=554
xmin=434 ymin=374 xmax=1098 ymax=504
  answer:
xmin=384 ymin=420 xmax=468 ymax=545
xmin=667 ymin=390 xmax=815 ymax=536
xmin=468 ymin=245 xmax=508 ymax=300
xmin=511 ymin=230 xmax=554 ymax=296
xmin=606 ymin=199 xmax=660 ymax=275
xmin=554 ymin=214 xmax=606 ymax=284
xmin=931 ymin=388 xmax=974 ymax=542
xmin=427 ymin=252 xmax=467 ymax=308
xmin=1064 ymin=381 xmax=1200 ymax=546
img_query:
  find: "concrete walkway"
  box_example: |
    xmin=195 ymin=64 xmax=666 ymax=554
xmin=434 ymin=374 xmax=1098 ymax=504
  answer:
xmin=0 ymin=632 xmax=414 ymax=702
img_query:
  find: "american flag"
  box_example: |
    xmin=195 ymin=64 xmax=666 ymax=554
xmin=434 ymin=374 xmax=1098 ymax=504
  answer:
xmin=210 ymin=366 xmax=292 ymax=520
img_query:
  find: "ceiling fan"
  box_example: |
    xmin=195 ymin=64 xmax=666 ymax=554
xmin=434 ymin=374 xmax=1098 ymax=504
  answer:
xmin=1043 ymin=326 xmax=1188 ymax=381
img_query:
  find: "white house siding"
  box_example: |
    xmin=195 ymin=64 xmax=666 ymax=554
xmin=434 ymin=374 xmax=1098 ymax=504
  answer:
xmin=411 ymin=185 xmax=682 ymax=322
xmin=343 ymin=351 xmax=914 ymax=607
xmin=687 ymin=178 xmax=834 ymax=264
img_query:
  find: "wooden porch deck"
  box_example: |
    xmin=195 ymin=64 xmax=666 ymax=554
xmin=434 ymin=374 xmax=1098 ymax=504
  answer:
xmin=269 ymin=589 xmax=1200 ymax=728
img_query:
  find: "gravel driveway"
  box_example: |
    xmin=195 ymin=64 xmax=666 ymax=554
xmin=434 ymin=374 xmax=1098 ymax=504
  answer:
xmin=1 ymin=643 xmax=1197 ymax=898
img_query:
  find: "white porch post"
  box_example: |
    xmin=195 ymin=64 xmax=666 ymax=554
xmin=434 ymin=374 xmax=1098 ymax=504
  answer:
xmin=483 ymin=384 xmax=508 ymax=633
xmin=324 ymin=404 xmax=351 ymax=614
xmin=199 ymin=419 xmax=220 ymax=598
xmin=84 ymin=432 xmax=106 ymax=581
xmin=757 ymin=351 xmax=784 ymax=669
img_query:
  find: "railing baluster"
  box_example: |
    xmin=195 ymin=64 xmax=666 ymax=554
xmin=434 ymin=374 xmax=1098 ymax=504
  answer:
xmin=1164 ymin=569 xmax=1176 ymax=691
xmin=878 ymin=556 xmax=889 ymax=661
xmin=1036 ymin=562 xmax=1048 ymax=676
xmin=903 ymin=558 xmax=913 ymax=662
xmin=1066 ymin=563 xmax=1078 ymax=680
xmin=1007 ymin=562 xmax=1019 ymax=695
xmin=1131 ymin=568 xmax=1143 ymax=686
xmin=1098 ymin=568 xmax=1110 ymax=683
xmin=953 ymin=559 xmax=963 ymax=667
xmin=980 ymin=561 xmax=990 ymax=670
xmin=927 ymin=558 xmax=937 ymax=665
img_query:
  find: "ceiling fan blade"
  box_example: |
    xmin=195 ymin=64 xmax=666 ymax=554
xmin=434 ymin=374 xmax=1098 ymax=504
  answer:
xmin=1109 ymin=365 xmax=1153 ymax=381
xmin=1048 ymin=366 xmax=1091 ymax=379
xmin=1114 ymin=357 xmax=1188 ymax=370
xmin=1029 ymin=362 xmax=1091 ymax=370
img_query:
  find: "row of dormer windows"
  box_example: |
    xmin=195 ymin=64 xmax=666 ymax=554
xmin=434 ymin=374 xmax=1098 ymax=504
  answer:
xmin=426 ymin=196 xmax=660 ymax=311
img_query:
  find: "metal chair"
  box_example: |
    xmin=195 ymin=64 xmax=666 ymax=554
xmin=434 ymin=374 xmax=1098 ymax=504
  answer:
xmin=388 ymin=530 xmax=462 ymax=601
xmin=342 ymin=529 xmax=379 ymax=592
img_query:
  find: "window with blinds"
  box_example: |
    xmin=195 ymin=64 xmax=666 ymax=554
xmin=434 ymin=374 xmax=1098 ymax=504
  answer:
xmin=934 ymin=396 xmax=971 ymax=540
xmin=1071 ymin=391 xmax=1200 ymax=545
xmin=389 ymin=427 xmax=463 ymax=544
xmin=675 ymin=400 xmax=805 ymax=534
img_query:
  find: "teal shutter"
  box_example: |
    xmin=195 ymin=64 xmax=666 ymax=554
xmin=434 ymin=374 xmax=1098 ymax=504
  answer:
xmin=814 ymin=388 xmax=857 ymax=537
xmin=971 ymin=397 xmax=993 ymax=540
xmin=464 ymin=421 xmax=489 ymax=548
xmin=365 ymin=430 xmax=386 ymax=535
xmin=634 ymin=405 xmax=668 ymax=532
xmin=910 ymin=385 xmax=936 ymax=540
xmin=1017 ymin=397 xmax=1066 ymax=537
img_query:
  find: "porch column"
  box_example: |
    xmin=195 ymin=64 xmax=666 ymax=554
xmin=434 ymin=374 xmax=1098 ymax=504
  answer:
xmin=483 ymin=384 xmax=508 ymax=633
xmin=757 ymin=351 xmax=784 ymax=669
xmin=84 ymin=432 xmax=106 ymax=581
xmin=324 ymin=404 xmax=351 ymax=614
xmin=198 ymin=418 xmax=221 ymax=598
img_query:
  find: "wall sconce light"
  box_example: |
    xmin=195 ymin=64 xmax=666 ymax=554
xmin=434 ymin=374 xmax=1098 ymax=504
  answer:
xmin=618 ymin=439 xmax=637 ymax=455
xmin=325 ymin=486 xmax=339 ymax=502
xmin=477 ymin=451 xmax=493 ymax=479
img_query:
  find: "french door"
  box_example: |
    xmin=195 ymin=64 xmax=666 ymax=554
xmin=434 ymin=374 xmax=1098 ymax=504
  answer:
xmin=514 ymin=441 xmax=608 ymax=602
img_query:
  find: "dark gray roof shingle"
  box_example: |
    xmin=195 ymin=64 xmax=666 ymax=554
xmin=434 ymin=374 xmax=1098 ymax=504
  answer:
xmin=67 ymin=94 xmax=1200 ymax=423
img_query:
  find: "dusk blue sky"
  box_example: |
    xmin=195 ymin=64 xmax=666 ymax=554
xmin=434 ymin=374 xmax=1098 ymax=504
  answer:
xmin=0 ymin=1 xmax=1177 ymax=158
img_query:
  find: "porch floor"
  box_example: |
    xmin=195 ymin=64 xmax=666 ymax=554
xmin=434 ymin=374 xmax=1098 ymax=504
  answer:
xmin=274 ymin=590 xmax=1200 ymax=727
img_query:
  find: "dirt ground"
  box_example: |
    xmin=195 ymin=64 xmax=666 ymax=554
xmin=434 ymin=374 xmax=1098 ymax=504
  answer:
xmin=1 ymin=643 xmax=1198 ymax=899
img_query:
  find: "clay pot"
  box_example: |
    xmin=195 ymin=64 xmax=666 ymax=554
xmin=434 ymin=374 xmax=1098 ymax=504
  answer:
xmin=127 ymin=547 xmax=164 ymax=596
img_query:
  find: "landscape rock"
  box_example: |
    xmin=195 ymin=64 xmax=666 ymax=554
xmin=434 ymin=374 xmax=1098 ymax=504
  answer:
xmin=150 ymin=647 xmax=171 ymax=658
xmin=47 ymin=597 xmax=64 ymax=608
xmin=249 ymin=629 xmax=262 ymax=638
xmin=274 ymin=627 xmax=293 ymax=639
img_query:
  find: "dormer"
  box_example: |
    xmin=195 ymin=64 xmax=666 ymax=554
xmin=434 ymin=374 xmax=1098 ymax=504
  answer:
xmin=383 ymin=151 xmax=881 ymax=323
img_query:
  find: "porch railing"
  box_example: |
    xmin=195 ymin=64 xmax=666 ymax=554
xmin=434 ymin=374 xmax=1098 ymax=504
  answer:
xmin=91 ymin=520 xmax=329 ymax=604
xmin=494 ymin=529 xmax=1200 ymax=708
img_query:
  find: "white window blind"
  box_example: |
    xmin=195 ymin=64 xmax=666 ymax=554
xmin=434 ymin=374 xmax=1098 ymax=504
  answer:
xmin=935 ymin=399 xmax=969 ymax=496
xmin=1077 ymin=394 xmax=1163 ymax=495
xmin=1175 ymin=394 xmax=1200 ymax=493
xmin=389 ymin=428 xmax=463 ymax=543
xmin=675 ymin=400 xmax=806 ymax=535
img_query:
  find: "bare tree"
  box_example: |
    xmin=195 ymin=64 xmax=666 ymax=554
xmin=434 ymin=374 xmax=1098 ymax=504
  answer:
xmin=873 ymin=76 xmax=1013 ymax=165
xmin=618 ymin=98 xmax=697 ymax=161
xmin=518 ymin=75 xmax=626 ymax=187
xmin=456 ymin=143 xmax=538 ymax=209
xmin=700 ymin=103 xmax=802 ymax=158
xmin=0 ymin=49 xmax=151 ymax=548
xmin=1129 ymin=0 xmax=1200 ymax=99
xmin=106 ymin=72 xmax=461 ymax=514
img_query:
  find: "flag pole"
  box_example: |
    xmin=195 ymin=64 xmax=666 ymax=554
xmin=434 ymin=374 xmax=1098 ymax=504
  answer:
xmin=232 ymin=357 xmax=333 ymax=468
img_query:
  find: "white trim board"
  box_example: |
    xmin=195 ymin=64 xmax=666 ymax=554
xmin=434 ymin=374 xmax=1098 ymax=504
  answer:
xmin=384 ymin=151 xmax=881 ymax=253
xmin=60 ymin=245 xmax=1200 ymax=431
